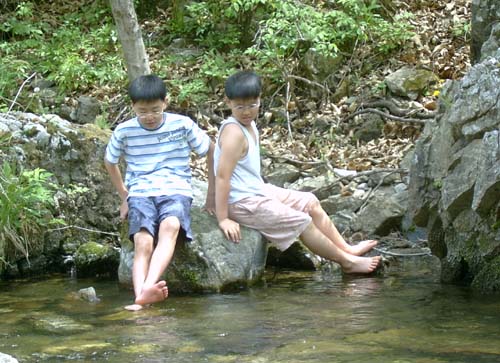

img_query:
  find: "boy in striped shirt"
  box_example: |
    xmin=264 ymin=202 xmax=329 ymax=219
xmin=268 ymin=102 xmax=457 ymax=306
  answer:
xmin=105 ymin=74 xmax=215 ymax=311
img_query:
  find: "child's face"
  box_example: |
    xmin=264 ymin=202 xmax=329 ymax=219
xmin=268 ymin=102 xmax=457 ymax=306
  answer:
xmin=226 ymin=97 xmax=260 ymax=126
xmin=133 ymin=99 xmax=167 ymax=130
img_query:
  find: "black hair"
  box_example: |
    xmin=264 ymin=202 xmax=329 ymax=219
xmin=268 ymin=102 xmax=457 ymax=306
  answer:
xmin=128 ymin=74 xmax=167 ymax=103
xmin=224 ymin=70 xmax=262 ymax=100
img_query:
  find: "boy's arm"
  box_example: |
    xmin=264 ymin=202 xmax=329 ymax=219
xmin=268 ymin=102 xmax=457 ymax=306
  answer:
xmin=215 ymin=124 xmax=247 ymax=243
xmin=204 ymin=141 xmax=216 ymax=214
xmin=104 ymin=159 xmax=129 ymax=220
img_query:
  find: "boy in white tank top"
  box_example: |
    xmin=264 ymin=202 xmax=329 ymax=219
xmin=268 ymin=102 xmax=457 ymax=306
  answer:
xmin=214 ymin=71 xmax=381 ymax=274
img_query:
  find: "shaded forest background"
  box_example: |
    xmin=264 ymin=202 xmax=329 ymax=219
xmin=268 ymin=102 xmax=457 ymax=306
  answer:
xmin=0 ymin=0 xmax=471 ymax=171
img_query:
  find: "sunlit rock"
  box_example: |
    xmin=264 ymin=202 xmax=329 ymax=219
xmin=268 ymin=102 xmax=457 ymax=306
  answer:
xmin=407 ymin=49 xmax=500 ymax=290
xmin=118 ymin=179 xmax=267 ymax=292
xmin=0 ymin=352 xmax=18 ymax=363
xmin=31 ymin=313 xmax=93 ymax=334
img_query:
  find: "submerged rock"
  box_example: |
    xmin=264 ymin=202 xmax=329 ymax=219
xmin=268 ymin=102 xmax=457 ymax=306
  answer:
xmin=31 ymin=313 xmax=93 ymax=334
xmin=76 ymin=287 xmax=100 ymax=303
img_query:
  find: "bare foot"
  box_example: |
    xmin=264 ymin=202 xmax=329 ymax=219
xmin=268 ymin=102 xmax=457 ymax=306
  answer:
xmin=124 ymin=303 xmax=144 ymax=311
xmin=347 ymin=240 xmax=378 ymax=256
xmin=135 ymin=281 xmax=169 ymax=306
xmin=342 ymin=255 xmax=381 ymax=274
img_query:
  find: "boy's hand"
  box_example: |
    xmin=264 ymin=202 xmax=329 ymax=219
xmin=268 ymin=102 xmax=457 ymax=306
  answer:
xmin=219 ymin=218 xmax=241 ymax=243
xmin=119 ymin=199 xmax=129 ymax=220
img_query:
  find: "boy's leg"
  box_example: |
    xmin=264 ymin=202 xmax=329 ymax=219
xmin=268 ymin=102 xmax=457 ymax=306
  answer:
xmin=134 ymin=195 xmax=192 ymax=308
xmin=264 ymin=184 xmax=376 ymax=256
xmin=132 ymin=229 xmax=154 ymax=300
xmin=299 ymin=222 xmax=380 ymax=274
xmin=135 ymin=216 xmax=179 ymax=306
xmin=307 ymin=199 xmax=377 ymax=256
xmin=125 ymin=197 xmax=166 ymax=311
xmin=229 ymin=193 xmax=380 ymax=274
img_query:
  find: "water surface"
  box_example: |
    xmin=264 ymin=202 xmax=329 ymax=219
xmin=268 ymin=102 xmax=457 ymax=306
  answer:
xmin=1 ymin=270 xmax=499 ymax=362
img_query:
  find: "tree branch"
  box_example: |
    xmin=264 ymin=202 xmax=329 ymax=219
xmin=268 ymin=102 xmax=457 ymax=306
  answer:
xmin=47 ymin=225 xmax=120 ymax=237
xmin=8 ymin=72 xmax=36 ymax=114
xmin=342 ymin=108 xmax=427 ymax=124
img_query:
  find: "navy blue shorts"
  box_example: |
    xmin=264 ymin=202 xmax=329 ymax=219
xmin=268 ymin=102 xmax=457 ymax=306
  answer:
xmin=127 ymin=195 xmax=193 ymax=243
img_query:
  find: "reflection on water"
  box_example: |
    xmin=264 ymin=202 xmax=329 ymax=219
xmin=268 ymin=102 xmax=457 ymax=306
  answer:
xmin=1 ymin=271 xmax=499 ymax=362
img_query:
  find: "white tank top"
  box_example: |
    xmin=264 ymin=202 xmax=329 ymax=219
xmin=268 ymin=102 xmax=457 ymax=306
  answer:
xmin=214 ymin=117 xmax=265 ymax=204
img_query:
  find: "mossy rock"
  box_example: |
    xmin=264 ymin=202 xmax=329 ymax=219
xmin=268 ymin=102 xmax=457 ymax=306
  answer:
xmin=471 ymin=255 xmax=500 ymax=292
xmin=74 ymin=241 xmax=119 ymax=278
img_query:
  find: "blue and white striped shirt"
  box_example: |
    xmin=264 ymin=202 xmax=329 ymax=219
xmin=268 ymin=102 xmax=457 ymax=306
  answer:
xmin=105 ymin=113 xmax=210 ymax=198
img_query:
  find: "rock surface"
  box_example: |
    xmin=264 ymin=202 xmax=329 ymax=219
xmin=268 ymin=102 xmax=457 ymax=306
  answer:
xmin=407 ymin=49 xmax=500 ymax=290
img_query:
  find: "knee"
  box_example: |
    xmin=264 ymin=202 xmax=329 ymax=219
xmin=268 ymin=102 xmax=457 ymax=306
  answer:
xmin=159 ymin=216 xmax=181 ymax=235
xmin=305 ymin=195 xmax=321 ymax=214
xmin=134 ymin=231 xmax=154 ymax=254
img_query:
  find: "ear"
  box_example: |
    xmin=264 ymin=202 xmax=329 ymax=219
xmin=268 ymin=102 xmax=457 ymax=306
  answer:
xmin=224 ymin=96 xmax=231 ymax=108
xmin=163 ymin=96 xmax=169 ymax=109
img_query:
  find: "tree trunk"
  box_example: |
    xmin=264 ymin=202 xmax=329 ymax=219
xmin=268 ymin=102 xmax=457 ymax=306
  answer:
xmin=109 ymin=0 xmax=150 ymax=82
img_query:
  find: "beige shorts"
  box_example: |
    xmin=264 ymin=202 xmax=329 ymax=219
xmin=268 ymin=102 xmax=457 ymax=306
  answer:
xmin=228 ymin=184 xmax=317 ymax=251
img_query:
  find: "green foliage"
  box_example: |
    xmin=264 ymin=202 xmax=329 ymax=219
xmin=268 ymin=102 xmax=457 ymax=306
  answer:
xmin=491 ymin=221 xmax=500 ymax=231
xmin=172 ymin=78 xmax=209 ymax=106
xmin=0 ymin=55 xmax=31 ymax=105
xmin=170 ymin=0 xmax=272 ymax=49
xmin=372 ymin=80 xmax=388 ymax=95
xmin=0 ymin=0 xmax=415 ymax=112
xmin=432 ymin=179 xmax=443 ymax=190
xmin=452 ymin=18 xmax=471 ymax=41
xmin=36 ymin=11 xmax=126 ymax=92
xmin=0 ymin=163 xmax=62 ymax=269
xmin=0 ymin=0 xmax=126 ymax=108
xmin=158 ymin=49 xmax=242 ymax=106
xmin=163 ymin=0 xmax=414 ymax=99
xmin=370 ymin=11 xmax=415 ymax=54
xmin=247 ymin=0 xmax=414 ymax=71
xmin=0 ymin=2 xmax=45 ymax=40
xmin=95 ymin=113 xmax=111 ymax=130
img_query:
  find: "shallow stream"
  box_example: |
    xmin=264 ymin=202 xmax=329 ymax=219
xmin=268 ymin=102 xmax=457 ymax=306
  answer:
xmin=1 ymin=270 xmax=499 ymax=362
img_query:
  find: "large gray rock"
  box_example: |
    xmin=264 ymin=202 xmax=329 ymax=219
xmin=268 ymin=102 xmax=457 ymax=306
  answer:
xmin=0 ymin=113 xmax=267 ymax=290
xmin=471 ymin=0 xmax=500 ymax=63
xmin=288 ymin=174 xmax=342 ymax=201
xmin=74 ymin=96 xmax=101 ymax=124
xmin=0 ymin=113 xmax=116 ymax=277
xmin=351 ymin=185 xmax=408 ymax=236
xmin=118 ymin=207 xmax=266 ymax=293
xmin=384 ymin=67 xmax=439 ymax=100
xmin=480 ymin=22 xmax=500 ymax=61
xmin=407 ymin=50 xmax=500 ymax=291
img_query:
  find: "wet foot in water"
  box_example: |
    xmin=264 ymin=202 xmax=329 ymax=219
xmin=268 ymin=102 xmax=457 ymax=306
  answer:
xmin=342 ymin=255 xmax=381 ymax=274
xmin=124 ymin=281 xmax=169 ymax=311
xmin=347 ymin=240 xmax=378 ymax=256
xmin=135 ymin=280 xmax=169 ymax=306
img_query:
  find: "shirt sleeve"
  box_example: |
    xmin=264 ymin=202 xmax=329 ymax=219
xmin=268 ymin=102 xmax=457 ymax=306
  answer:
xmin=186 ymin=118 xmax=210 ymax=156
xmin=105 ymin=129 xmax=124 ymax=164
